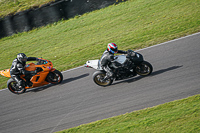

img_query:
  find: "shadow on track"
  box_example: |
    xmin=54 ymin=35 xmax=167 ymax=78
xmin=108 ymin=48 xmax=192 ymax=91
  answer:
xmin=150 ymin=65 xmax=183 ymax=77
xmin=27 ymin=73 xmax=89 ymax=93
xmin=112 ymin=65 xmax=183 ymax=85
xmin=61 ymin=73 xmax=89 ymax=84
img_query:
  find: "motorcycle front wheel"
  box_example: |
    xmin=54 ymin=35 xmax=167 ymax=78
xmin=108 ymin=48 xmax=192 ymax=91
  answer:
xmin=135 ymin=61 xmax=153 ymax=76
xmin=46 ymin=70 xmax=63 ymax=84
xmin=93 ymin=71 xmax=113 ymax=87
xmin=7 ymin=78 xmax=26 ymax=94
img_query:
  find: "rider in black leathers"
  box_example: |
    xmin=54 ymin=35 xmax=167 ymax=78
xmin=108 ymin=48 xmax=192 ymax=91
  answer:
xmin=99 ymin=43 xmax=127 ymax=78
xmin=10 ymin=53 xmax=39 ymax=88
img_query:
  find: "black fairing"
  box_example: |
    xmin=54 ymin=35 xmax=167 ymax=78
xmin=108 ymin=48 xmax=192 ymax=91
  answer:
xmin=109 ymin=61 xmax=122 ymax=69
xmin=126 ymin=50 xmax=144 ymax=65
xmin=102 ymin=50 xmax=145 ymax=81
xmin=129 ymin=53 xmax=144 ymax=65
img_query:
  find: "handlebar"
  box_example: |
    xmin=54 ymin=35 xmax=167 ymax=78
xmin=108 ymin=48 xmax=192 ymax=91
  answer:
xmin=37 ymin=59 xmax=48 ymax=65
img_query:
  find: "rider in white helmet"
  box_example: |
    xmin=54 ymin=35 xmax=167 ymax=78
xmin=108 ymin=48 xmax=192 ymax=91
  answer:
xmin=10 ymin=53 xmax=39 ymax=89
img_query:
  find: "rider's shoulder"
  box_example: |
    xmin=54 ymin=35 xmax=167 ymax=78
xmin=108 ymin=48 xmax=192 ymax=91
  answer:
xmin=12 ymin=58 xmax=18 ymax=64
xmin=13 ymin=58 xmax=18 ymax=62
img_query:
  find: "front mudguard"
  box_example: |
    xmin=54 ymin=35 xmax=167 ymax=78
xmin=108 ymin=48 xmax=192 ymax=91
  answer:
xmin=50 ymin=68 xmax=56 ymax=72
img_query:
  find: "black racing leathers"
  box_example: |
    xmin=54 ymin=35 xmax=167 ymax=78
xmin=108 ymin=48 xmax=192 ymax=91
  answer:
xmin=10 ymin=57 xmax=38 ymax=87
xmin=99 ymin=50 xmax=127 ymax=78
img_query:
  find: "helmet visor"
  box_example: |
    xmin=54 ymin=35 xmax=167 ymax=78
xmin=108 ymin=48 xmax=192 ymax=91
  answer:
xmin=21 ymin=57 xmax=27 ymax=62
xmin=111 ymin=47 xmax=118 ymax=52
xmin=21 ymin=58 xmax=27 ymax=62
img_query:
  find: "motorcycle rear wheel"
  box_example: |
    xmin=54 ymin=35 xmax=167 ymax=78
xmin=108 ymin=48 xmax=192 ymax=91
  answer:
xmin=93 ymin=71 xmax=113 ymax=87
xmin=135 ymin=61 xmax=153 ymax=76
xmin=7 ymin=78 xmax=26 ymax=94
xmin=46 ymin=70 xmax=63 ymax=84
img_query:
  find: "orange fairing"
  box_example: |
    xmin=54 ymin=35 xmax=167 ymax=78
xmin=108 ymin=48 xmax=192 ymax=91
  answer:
xmin=37 ymin=58 xmax=53 ymax=71
xmin=25 ymin=63 xmax=36 ymax=71
xmin=23 ymin=59 xmax=54 ymax=88
xmin=25 ymin=59 xmax=53 ymax=72
xmin=28 ymin=72 xmax=49 ymax=88
xmin=2 ymin=58 xmax=63 ymax=94
xmin=0 ymin=69 xmax=11 ymax=78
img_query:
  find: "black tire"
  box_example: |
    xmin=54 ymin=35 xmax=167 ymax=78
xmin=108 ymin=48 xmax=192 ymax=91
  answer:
xmin=7 ymin=78 xmax=26 ymax=94
xmin=135 ymin=61 xmax=153 ymax=76
xmin=46 ymin=70 xmax=63 ymax=84
xmin=93 ymin=71 xmax=113 ymax=87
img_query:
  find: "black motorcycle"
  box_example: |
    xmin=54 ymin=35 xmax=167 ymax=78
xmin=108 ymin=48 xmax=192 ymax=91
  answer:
xmin=85 ymin=50 xmax=153 ymax=86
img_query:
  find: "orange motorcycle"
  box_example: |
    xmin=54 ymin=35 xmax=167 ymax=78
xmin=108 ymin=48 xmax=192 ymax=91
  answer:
xmin=0 ymin=58 xmax=63 ymax=94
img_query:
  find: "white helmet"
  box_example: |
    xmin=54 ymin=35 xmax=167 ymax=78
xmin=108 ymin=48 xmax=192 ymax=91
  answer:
xmin=17 ymin=53 xmax=27 ymax=63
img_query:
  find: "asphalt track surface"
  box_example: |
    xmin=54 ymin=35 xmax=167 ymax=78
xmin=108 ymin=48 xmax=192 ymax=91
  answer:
xmin=0 ymin=33 xmax=200 ymax=133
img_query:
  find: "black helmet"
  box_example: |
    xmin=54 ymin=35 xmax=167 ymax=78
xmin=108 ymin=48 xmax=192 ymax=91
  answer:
xmin=17 ymin=53 xmax=27 ymax=63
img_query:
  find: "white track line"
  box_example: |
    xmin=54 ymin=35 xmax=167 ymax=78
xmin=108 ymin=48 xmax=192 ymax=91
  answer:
xmin=136 ymin=32 xmax=200 ymax=52
xmin=1 ymin=32 xmax=200 ymax=92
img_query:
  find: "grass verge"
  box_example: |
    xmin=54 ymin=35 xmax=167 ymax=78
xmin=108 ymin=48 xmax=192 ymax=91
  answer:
xmin=0 ymin=0 xmax=200 ymax=89
xmin=56 ymin=94 xmax=200 ymax=133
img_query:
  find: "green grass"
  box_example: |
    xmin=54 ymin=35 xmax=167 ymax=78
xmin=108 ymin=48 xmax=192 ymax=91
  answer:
xmin=0 ymin=0 xmax=200 ymax=89
xmin=56 ymin=94 xmax=200 ymax=133
xmin=1 ymin=1 xmax=199 ymax=132
xmin=0 ymin=0 xmax=55 ymax=17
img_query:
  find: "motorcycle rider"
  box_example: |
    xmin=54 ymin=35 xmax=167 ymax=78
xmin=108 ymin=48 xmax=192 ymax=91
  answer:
xmin=99 ymin=43 xmax=127 ymax=79
xmin=10 ymin=53 xmax=39 ymax=89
